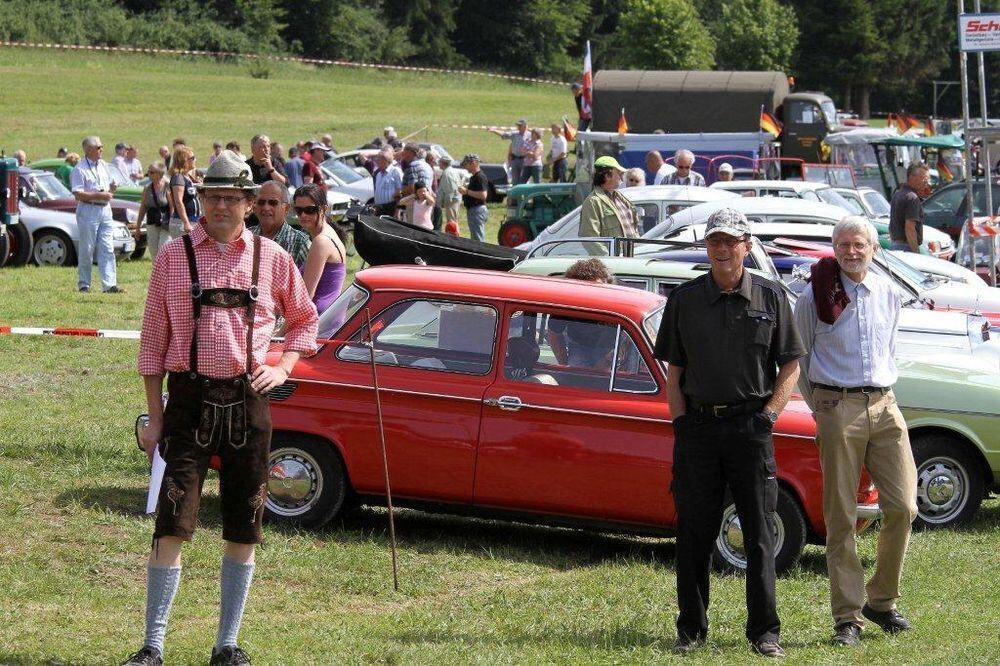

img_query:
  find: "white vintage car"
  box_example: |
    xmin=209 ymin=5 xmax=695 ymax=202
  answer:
xmin=20 ymin=204 xmax=135 ymax=267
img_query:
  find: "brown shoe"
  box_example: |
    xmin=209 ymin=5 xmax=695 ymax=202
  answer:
xmin=862 ymin=604 xmax=912 ymax=633
xmin=832 ymin=622 xmax=862 ymax=646
xmin=751 ymin=640 xmax=786 ymax=658
xmin=104 ymin=285 xmax=126 ymax=294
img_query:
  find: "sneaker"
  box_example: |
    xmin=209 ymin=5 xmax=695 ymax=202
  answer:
xmin=862 ymin=604 xmax=912 ymax=633
xmin=79 ymin=285 xmax=90 ymax=293
xmin=832 ymin=622 xmax=862 ymax=646
xmin=671 ymin=634 xmax=705 ymax=655
xmin=210 ymin=645 xmax=252 ymax=665
xmin=104 ymin=285 xmax=126 ymax=294
xmin=751 ymin=640 xmax=786 ymax=658
xmin=121 ymin=646 xmax=162 ymax=666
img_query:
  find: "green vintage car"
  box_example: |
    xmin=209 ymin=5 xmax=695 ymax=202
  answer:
xmin=512 ymin=248 xmax=1000 ymax=529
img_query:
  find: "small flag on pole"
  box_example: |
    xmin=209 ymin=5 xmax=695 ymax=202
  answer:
xmin=617 ymin=107 xmax=629 ymax=134
xmin=760 ymin=107 xmax=782 ymax=137
xmin=581 ymin=41 xmax=592 ymax=118
xmin=562 ymin=116 xmax=577 ymax=142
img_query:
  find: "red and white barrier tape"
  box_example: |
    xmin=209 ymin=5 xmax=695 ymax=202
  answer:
xmin=0 ymin=41 xmax=570 ymax=87
xmin=0 ymin=325 xmax=140 ymax=339
xmin=969 ymin=217 xmax=999 ymax=238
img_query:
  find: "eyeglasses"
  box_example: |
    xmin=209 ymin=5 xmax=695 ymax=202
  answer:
xmin=706 ymin=236 xmax=748 ymax=248
xmin=627 ymin=179 xmax=643 ymax=184
xmin=256 ymin=198 xmax=282 ymax=208
xmin=675 ymin=165 xmax=692 ymax=171
xmin=204 ymin=194 xmax=247 ymax=207
xmin=835 ymin=241 xmax=871 ymax=252
xmin=294 ymin=205 xmax=320 ymax=216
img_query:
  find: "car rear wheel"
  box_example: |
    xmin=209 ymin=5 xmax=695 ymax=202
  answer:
xmin=498 ymin=220 xmax=534 ymax=247
xmin=265 ymin=433 xmax=347 ymax=529
xmin=911 ymin=433 xmax=984 ymax=529
xmin=712 ymin=486 xmax=807 ymax=575
xmin=6 ymin=222 xmax=33 ymax=267
xmin=32 ymin=230 xmax=77 ymax=267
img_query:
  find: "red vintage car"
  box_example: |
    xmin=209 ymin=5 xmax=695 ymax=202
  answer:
xmin=258 ymin=266 xmax=879 ymax=573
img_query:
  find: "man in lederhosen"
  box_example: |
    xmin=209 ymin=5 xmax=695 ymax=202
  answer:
xmin=124 ymin=150 xmax=318 ymax=666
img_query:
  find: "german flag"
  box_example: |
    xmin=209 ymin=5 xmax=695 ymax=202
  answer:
xmin=937 ymin=155 xmax=953 ymax=183
xmin=760 ymin=107 xmax=782 ymax=137
xmin=924 ymin=119 xmax=935 ymax=136
xmin=562 ymin=116 xmax=576 ymax=142
xmin=617 ymin=107 xmax=629 ymax=134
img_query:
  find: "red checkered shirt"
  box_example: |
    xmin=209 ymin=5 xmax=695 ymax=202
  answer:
xmin=138 ymin=223 xmax=318 ymax=378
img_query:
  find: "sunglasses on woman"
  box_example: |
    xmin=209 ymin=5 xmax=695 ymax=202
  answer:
xmin=294 ymin=205 xmax=320 ymax=215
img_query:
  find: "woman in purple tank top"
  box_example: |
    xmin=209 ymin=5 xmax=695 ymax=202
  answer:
xmin=294 ymin=184 xmax=347 ymax=316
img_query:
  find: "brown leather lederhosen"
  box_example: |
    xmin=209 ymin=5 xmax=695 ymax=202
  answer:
xmin=153 ymin=233 xmax=272 ymax=545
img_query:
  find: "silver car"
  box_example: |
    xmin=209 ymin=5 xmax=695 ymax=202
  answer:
xmin=20 ymin=204 xmax=135 ymax=267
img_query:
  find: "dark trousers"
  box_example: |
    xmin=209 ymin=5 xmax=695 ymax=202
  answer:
xmin=551 ymin=158 xmax=567 ymax=183
xmin=672 ymin=411 xmax=780 ymax=644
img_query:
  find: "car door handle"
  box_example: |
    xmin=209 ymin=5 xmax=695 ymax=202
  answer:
xmin=484 ymin=395 xmax=523 ymax=411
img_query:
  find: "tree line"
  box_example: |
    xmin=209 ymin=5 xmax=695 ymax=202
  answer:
xmin=0 ymin=0 xmax=993 ymax=118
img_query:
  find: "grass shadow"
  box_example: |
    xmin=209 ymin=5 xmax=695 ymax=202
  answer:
xmin=54 ymin=484 xmax=225 ymax=529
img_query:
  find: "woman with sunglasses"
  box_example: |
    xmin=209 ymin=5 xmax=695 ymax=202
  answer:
xmin=625 ymin=168 xmax=646 ymax=187
xmin=168 ymin=145 xmax=201 ymax=237
xmin=293 ymin=183 xmax=346 ymax=316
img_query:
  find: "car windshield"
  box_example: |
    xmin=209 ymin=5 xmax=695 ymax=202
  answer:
xmin=815 ymin=187 xmax=855 ymax=211
xmin=320 ymin=158 xmax=365 ymax=184
xmin=835 ymin=192 xmax=867 ymax=216
xmin=317 ymin=283 xmax=369 ymax=341
xmin=863 ymin=190 xmax=891 ymax=216
xmin=643 ymin=304 xmax=665 ymax=345
xmin=879 ymin=249 xmax=939 ymax=291
xmin=821 ymin=100 xmax=838 ymax=126
xmin=106 ymin=164 xmax=132 ymax=187
xmin=31 ymin=172 xmax=72 ymax=200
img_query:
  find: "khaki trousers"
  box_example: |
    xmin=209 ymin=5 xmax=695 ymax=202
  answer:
xmin=813 ymin=387 xmax=917 ymax=627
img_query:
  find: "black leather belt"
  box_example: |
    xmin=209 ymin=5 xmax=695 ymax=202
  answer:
xmin=814 ymin=383 xmax=890 ymax=394
xmin=687 ymin=398 xmax=766 ymax=418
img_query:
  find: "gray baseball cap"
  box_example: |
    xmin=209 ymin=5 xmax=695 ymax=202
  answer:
xmin=705 ymin=207 xmax=751 ymax=238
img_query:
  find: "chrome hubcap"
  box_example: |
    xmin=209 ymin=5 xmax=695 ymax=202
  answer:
xmin=716 ymin=503 xmax=785 ymax=569
xmin=35 ymin=236 xmax=67 ymax=265
xmin=916 ymin=457 xmax=968 ymax=523
xmin=266 ymin=448 xmax=322 ymax=517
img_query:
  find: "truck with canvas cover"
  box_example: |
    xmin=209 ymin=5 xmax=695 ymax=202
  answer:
xmin=591 ymin=70 xmax=837 ymax=164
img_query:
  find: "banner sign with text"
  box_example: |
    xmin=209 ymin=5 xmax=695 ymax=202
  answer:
xmin=959 ymin=13 xmax=1000 ymax=52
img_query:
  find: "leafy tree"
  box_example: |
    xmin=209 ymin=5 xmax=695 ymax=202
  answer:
xmin=382 ymin=0 xmax=465 ymax=66
xmin=615 ymin=0 xmax=715 ymax=70
xmin=327 ymin=3 xmax=415 ymax=63
xmin=714 ymin=0 xmax=798 ymax=72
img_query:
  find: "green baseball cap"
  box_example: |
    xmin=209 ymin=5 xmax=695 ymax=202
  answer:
xmin=594 ymin=156 xmax=626 ymax=172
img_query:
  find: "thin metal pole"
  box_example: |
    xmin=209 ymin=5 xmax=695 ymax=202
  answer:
xmin=365 ymin=307 xmax=399 ymax=592
xmin=960 ymin=0 xmax=977 ymax=270
xmin=975 ymin=0 xmax=997 ymax=285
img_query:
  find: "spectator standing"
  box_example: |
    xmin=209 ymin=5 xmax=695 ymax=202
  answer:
xmin=69 ymin=136 xmax=123 ymax=293
xmin=372 ymin=148 xmax=403 ymax=217
xmin=436 ymin=155 xmax=463 ymax=228
xmin=889 ymin=164 xmax=928 ymax=252
xmin=13 ymin=149 xmax=26 ymax=166
xmin=489 ymin=119 xmax=530 ymax=185
xmin=625 ymin=168 xmax=646 ymax=187
xmin=123 ymin=145 xmax=143 ymax=182
xmin=226 ymin=141 xmax=246 ymax=162
xmin=572 ymin=83 xmax=591 ymax=132
xmin=138 ymin=161 xmax=172 ymax=259
xmin=459 ymin=154 xmax=489 ymax=242
xmin=548 ymin=124 xmax=568 ymax=183
xmin=250 ymin=181 xmax=311 ymax=268
xmin=168 ymin=145 xmax=201 ymax=238
xmin=56 ymin=146 xmax=68 ymax=159
xmin=578 ymin=156 xmax=640 ymax=245
xmin=285 ymin=147 xmax=305 ymax=189
xmin=304 ymin=143 xmax=329 ymax=187
xmin=209 ymin=142 xmax=223 ymax=165
xmin=794 ymin=216 xmax=918 ymax=647
xmin=269 ymin=141 xmax=286 ymax=168
xmin=112 ymin=142 xmax=129 ymax=173
xmin=400 ymin=144 xmax=434 ymax=224
xmin=520 ymin=129 xmax=544 ymax=184
xmin=246 ymin=135 xmax=287 ymax=186
xmin=55 ymin=153 xmax=80 ymax=189
xmin=321 ymin=134 xmax=337 ymax=153
xmin=125 ymin=150 xmax=317 ymax=666
xmin=717 ymin=163 xmax=735 ymax=182
xmin=646 ymin=150 xmax=676 ymax=185
xmin=382 ymin=127 xmax=402 ymax=150
xmin=158 ymin=146 xmax=171 ymax=170
xmin=654 ymin=207 xmax=804 ymax=659
xmin=294 ymin=183 xmax=347 ymax=316
xmin=399 ymin=181 xmax=436 ymax=230
xmin=663 ymin=150 xmax=704 ymax=186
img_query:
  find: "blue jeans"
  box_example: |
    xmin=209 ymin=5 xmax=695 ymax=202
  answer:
xmin=466 ymin=205 xmax=487 ymax=242
xmin=890 ymin=240 xmax=915 ymax=252
xmin=77 ymin=216 xmax=117 ymax=290
xmin=520 ymin=165 xmax=542 ymax=184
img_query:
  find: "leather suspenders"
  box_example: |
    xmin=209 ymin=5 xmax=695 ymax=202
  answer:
xmin=182 ymin=234 xmax=261 ymax=378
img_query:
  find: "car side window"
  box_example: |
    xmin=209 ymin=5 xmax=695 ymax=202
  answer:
xmin=635 ymin=202 xmax=659 ymax=233
xmin=504 ymin=311 xmax=656 ymax=393
xmin=923 ymin=187 xmax=964 ymax=214
xmin=338 ymin=299 xmax=497 ymax=375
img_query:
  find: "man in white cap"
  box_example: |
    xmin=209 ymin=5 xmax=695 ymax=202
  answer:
xmin=125 ymin=150 xmax=317 ymax=666
xmin=654 ymin=207 xmax=804 ymax=659
xmin=717 ymin=162 xmax=735 ymax=182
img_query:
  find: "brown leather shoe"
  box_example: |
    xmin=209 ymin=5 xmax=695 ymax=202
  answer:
xmin=832 ymin=622 xmax=862 ymax=646
xmin=862 ymin=604 xmax=912 ymax=633
xmin=751 ymin=640 xmax=786 ymax=658
xmin=671 ymin=635 xmax=705 ymax=655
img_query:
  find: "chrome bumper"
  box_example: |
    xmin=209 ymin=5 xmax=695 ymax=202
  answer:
xmin=856 ymin=502 xmax=882 ymax=533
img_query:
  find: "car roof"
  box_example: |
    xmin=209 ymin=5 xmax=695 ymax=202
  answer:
xmin=624 ymin=185 xmax=739 ymax=202
xmin=667 ymin=196 xmax=846 ymax=226
xmin=354 ymin=265 xmax=664 ymax=321
xmin=711 ymin=180 xmax=831 ymax=192
xmin=514 ymin=255 xmax=773 ymax=282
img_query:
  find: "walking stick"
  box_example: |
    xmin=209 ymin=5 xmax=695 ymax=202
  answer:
xmin=365 ymin=307 xmax=400 ymax=591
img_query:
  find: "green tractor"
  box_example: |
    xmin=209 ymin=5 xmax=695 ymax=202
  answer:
xmin=497 ymin=183 xmax=580 ymax=247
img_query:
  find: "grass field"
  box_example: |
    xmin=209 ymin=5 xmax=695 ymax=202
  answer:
xmin=3 ymin=48 xmax=1000 ymax=665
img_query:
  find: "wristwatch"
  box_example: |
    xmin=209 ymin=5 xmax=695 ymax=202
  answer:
xmin=763 ymin=409 xmax=779 ymax=425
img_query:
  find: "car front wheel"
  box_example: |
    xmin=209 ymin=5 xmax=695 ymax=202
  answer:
xmin=912 ymin=433 xmax=984 ymax=528
xmin=6 ymin=222 xmax=33 ymax=267
xmin=712 ymin=486 xmax=807 ymax=575
xmin=265 ymin=433 xmax=347 ymax=529
xmin=32 ymin=230 xmax=77 ymax=267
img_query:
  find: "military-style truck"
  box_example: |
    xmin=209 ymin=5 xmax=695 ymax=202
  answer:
xmin=591 ymin=70 xmax=837 ymax=164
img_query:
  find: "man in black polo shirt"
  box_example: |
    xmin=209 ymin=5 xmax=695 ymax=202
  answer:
xmin=653 ymin=207 xmax=805 ymax=659
xmin=245 ymin=134 xmax=288 ymax=186
xmin=889 ymin=163 xmax=928 ymax=252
